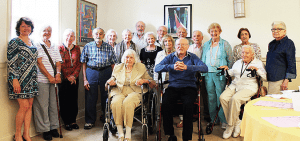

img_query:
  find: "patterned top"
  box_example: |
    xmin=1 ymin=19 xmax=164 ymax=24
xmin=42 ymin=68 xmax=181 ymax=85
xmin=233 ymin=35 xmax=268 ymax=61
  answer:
xmin=36 ymin=41 xmax=62 ymax=83
xmin=115 ymin=40 xmax=137 ymax=63
xmin=7 ymin=38 xmax=38 ymax=99
xmin=80 ymin=41 xmax=118 ymax=67
xmin=233 ymin=43 xmax=261 ymax=63
xmin=140 ymin=46 xmax=163 ymax=77
xmin=58 ymin=44 xmax=82 ymax=80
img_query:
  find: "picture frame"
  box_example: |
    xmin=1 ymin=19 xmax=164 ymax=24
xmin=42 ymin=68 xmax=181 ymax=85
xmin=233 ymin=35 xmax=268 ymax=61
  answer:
xmin=164 ymin=4 xmax=192 ymax=38
xmin=76 ymin=0 xmax=97 ymax=46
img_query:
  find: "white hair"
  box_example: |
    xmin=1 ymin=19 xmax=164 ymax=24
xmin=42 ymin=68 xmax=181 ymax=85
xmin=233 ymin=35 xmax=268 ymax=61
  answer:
xmin=157 ymin=25 xmax=167 ymax=31
xmin=121 ymin=49 xmax=140 ymax=63
xmin=63 ymin=28 xmax=75 ymax=43
xmin=122 ymin=29 xmax=132 ymax=37
xmin=272 ymin=21 xmax=286 ymax=30
xmin=105 ymin=29 xmax=118 ymax=42
xmin=144 ymin=32 xmax=156 ymax=44
xmin=176 ymin=27 xmax=187 ymax=33
xmin=242 ymin=45 xmax=255 ymax=55
xmin=192 ymin=30 xmax=203 ymax=36
xmin=92 ymin=27 xmax=105 ymax=35
xmin=135 ymin=21 xmax=146 ymax=28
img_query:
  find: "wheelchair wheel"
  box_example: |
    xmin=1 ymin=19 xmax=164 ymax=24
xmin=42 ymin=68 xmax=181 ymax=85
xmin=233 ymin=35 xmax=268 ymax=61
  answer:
xmin=103 ymin=125 xmax=109 ymax=141
xmin=155 ymin=131 xmax=160 ymax=141
xmin=149 ymin=93 xmax=158 ymax=134
xmin=109 ymin=118 xmax=117 ymax=134
xmin=142 ymin=125 xmax=147 ymax=141
xmin=206 ymin=122 xmax=213 ymax=135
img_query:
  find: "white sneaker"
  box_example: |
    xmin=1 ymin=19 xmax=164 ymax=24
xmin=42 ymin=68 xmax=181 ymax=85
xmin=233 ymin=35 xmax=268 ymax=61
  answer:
xmin=223 ymin=125 xmax=234 ymax=139
xmin=233 ymin=120 xmax=242 ymax=138
xmin=221 ymin=122 xmax=227 ymax=129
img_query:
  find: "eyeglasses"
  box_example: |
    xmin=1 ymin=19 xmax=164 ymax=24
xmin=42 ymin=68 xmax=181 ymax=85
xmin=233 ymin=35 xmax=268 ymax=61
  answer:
xmin=271 ymin=28 xmax=285 ymax=32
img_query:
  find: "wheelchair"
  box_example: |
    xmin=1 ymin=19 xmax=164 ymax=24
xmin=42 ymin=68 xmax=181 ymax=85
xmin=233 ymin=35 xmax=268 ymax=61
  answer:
xmin=102 ymin=83 xmax=159 ymax=141
xmin=205 ymin=68 xmax=263 ymax=135
xmin=155 ymin=72 xmax=205 ymax=141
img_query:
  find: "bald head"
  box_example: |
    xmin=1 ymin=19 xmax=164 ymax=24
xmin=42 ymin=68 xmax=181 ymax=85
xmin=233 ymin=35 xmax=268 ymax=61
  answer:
xmin=157 ymin=26 xmax=167 ymax=41
xmin=192 ymin=30 xmax=203 ymax=45
xmin=176 ymin=27 xmax=187 ymax=38
xmin=136 ymin=21 xmax=145 ymax=35
xmin=175 ymin=38 xmax=189 ymax=55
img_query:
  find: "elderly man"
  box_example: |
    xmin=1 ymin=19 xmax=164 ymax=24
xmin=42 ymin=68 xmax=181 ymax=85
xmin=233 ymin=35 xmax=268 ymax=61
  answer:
xmin=155 ymin=25 xmax=168 ymax=47
xmin=155 ymin=38 xmax=208 ymax=141
xmin=219 ymin=45 xmax=266 ymax=139
xmin=266 ymin=21 xmax=296 ymax=94
xmin=80 ymin=27 xmax=118 ymax=129
xmin=176 ymin=27 xmax=193 ymax=45
xmin=132 ymin=21 xmax=147 ymax=54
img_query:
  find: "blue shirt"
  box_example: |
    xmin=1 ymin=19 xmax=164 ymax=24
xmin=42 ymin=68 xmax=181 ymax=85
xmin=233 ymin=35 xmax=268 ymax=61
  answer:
xmin=80 ymin=41 xmax=117 ymax=67
xmin=155 ymin=52 xmax=208 ymax=88
xmin=266 ymin=36 xmax=296 ymax=81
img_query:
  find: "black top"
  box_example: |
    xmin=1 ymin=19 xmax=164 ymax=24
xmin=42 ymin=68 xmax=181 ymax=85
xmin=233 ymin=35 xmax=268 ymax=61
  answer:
xmin=140 ymin=46 xmax=163 ymax=77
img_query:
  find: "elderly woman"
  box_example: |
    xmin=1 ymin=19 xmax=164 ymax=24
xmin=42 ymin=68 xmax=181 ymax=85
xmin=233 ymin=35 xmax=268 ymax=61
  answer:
xmin=7 ymin=17 xmax=38 ymax=141
xmin=202 ymin=23 xmax=233 ymax=129
xmin=106 ymin=49 xmax=156 ymax=141
xmin=115 ymin=29 xmax=137 ymax=63
xmin=266 ymin=21 xmax=296 ymax=94
xmin=140 ymin=32 xmax=163 ymax=77
xmin=58 ymin=29 xmax=82 ymax=131
xmin=219 ymin=45 xmax=266 ymax=139
xmin=105 ymin=29 xmax=118 ymax=52
xmin=33 ymin=25 xmax=62 ymax=140
xmin=233 ymin=28 xmax=261 ymax=63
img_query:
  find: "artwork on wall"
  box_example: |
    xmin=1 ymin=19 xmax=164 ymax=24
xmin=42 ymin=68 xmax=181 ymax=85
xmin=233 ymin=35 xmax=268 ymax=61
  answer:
xmin=76 ymin=0 xmax=97 ymax=46
xmin=164 ymin=4 xmax=192 ymax=38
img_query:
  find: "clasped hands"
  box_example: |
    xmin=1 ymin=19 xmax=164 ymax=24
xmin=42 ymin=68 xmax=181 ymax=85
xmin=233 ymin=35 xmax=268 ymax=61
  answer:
xmin=174 ymin=61 xmax=187 ymax=71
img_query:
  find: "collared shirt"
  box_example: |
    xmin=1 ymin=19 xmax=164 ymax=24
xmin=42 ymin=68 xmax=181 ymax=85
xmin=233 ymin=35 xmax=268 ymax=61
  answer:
xmin=155 ymin=40 xmax=162 ymax=48
xmin=233 ymin=43 xmax=261 ymax=63
xmin=266 ymin=36 xmax=296 ymax=81
xmin=36 ymin=41 xmax=62 ymax=83
xmin=80 ymin=41 xmax=117 ymax=68
xmin=188 ymin=44 xmax=203 ymax=59
xmin=155 ymin=52 xmax=208 ymax=88
xmin=228 ymin=58 xmax=267 ymax=92
xmin=132 ymin=32 xmax=147 ymax=55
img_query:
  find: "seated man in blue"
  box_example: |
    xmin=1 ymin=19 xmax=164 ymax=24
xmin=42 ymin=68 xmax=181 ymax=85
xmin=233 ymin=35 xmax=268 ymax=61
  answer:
xmin=155 ymin=38 xmax=208 ymax=141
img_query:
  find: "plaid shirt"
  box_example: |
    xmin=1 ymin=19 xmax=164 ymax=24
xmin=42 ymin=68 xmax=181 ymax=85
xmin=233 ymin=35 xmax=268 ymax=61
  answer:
xmin=80 ymin=41 xmax=117 ymax=68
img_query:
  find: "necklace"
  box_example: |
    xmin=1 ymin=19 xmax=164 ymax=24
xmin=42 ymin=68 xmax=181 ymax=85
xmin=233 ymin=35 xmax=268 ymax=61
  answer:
xmin=240 ymin=60 xmax=252 ymax=78
xmin=209 ymin=43 xmax=219 ymax=67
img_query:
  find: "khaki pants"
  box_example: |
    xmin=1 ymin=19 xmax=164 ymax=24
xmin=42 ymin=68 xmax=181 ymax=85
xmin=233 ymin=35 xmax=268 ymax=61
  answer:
xmin=111 ymin=92 xmax=140 ymax=128
xmin=268 ymin=80 xmax=283 ymax=94
xmin=220 ymin=88 xmax=255 ymax=126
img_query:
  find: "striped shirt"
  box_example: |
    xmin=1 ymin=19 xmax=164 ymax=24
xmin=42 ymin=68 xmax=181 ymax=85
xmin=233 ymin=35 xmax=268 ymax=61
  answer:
xmin=80 ymin=41 xmax=117 ymax=68
xmin=36 ymin=41 xmax=62 ymax=83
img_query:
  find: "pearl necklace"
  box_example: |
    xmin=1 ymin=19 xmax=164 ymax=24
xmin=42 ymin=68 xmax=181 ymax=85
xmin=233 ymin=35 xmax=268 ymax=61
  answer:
xmin=210 ymin=42 xmax=219 ymax=67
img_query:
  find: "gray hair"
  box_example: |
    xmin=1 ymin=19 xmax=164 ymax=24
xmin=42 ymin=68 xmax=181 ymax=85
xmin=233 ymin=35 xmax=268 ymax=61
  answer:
xmin=122 ymin=29 xmax=132 ymax=37
xmin=135 ymin=21 xmax=146 ymax=28
xmin=40 ymin=25 xmax=52 ymax=39
xmin=63 ymin=28 xmax=75 ymax=43
xmin=192 ymin=30 xmax=203 ymax=36
xmin=105 ymin=29 xmax=118 ymax=42
xmin=92 ymin=27 xmax=105 ymax=35
xmin=157 ymin=25 xmax=167 ymax=31
xmin=121 ymin=49 xmax=140 ymax=63
xmin=176 ymin=27 xmax=187 ymax=33
xmin=272 ymin=21 xmax=286 ymax=30
xmin=144 ymin=32 xmax=157 ymax=44
xmin=242 ymin=45 xmax=255 ymax=55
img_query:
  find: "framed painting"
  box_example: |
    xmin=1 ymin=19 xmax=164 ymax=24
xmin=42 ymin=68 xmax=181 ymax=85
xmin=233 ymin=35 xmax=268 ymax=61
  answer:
xmin=76 ymin=0 xmax=97 ymax=46
xmin=164 ymin=4 xmax=192 ymax=38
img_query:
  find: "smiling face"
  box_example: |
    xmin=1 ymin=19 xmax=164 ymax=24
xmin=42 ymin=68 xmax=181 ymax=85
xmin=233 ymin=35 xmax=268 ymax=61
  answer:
xmin=41 ymin=26 xmax=52 ymax=41
xmin=192 ymin=31 xmax=203 ymax=45
xmin=123 ymin=31 xmax=132 ymax=43
xmin=93 ymin=29 xmax=105 ymax=43
xmin=108 ymin=31 xmax=117 ymax=43
xmin=241 ymin=47 xmax=254 ymax=63
xmin=240 ymin=30 xmax=250 ymax=43
xmin=272 ymin=24 xmax=286 ymax=41
xmin=157 ymin=26 xmax=167 ymax=41
xmin=175 ymin=38 xmax=189 ymax=55
xmin=176 ymin=27 xmax=187 ymax=38
xmin=19 ymin=21 xmax=32 ymax=36
xmin=209 ymin=28 xmax=221 ymax=41
xmin=136 ymin=21 xmax=145 ymax=35
xmin=64 ymin=31 xmax=75 ymax=46
xmin=146 ymin=34 xmax=155 ymax=45
xmin=125 ymin=53 xmax=135 ymax=67
xmin=164 ymin=37 xmax=173 ymax=51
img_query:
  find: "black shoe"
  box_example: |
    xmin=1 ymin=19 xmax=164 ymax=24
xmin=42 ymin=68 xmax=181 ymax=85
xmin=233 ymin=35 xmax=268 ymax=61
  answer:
xmin=168 ymin=135 xmax=177 ymax=141
xmin=43 ymin=131 xmax=52 ymax=140
xmin=71 ymin=123 xmax=79 ymax=129
xmin=84 ymin=123 xmax=94 ymax=129
xmin=65 ymin=124 xmax=73 ymax=131
xmin=50 ymin=129 xmax=59 ymax=138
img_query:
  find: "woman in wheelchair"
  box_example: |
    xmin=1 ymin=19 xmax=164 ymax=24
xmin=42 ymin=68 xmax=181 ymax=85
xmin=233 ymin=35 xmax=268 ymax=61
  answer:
xmin=218 ymin=45 xmax=266 ymax=139
xmin=105 ymin=49 xmax=156 ymax=141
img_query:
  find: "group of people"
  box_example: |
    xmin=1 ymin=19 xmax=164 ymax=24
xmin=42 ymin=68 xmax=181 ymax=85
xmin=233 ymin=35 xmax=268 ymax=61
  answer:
xmin=7 ymin=16 xmax=296 ymax=141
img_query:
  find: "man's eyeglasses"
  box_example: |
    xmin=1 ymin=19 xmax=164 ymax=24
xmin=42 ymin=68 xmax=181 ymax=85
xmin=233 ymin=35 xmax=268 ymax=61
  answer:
xmin=271 ymin=28 xmax=285 ymax=32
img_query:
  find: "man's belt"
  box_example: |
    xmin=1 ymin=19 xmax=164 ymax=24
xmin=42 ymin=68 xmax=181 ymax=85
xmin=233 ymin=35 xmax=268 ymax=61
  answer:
xmin=87 ymin=66 xmax=110 ymax=71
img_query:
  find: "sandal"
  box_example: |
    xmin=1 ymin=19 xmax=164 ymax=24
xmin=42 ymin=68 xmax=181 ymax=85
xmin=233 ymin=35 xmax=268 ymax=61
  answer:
xmin=176 ymin=120 xmax=183 ymax=128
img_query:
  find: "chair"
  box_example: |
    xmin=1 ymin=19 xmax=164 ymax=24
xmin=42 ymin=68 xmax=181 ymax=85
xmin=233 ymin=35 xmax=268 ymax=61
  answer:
xmin=102 ymin=84 xmax=159 ymax=141
xmin=155 ymin=72 xmax=205 ymax=141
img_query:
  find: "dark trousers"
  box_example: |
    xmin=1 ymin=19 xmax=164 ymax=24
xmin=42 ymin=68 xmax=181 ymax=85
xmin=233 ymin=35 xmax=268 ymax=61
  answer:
xmin=58 ymin=78 xmax=79 ymax=125
xmin=85 ymin=67 xmax=112 ymax=124
xmin=162 ymin=87 xmax=197 ymax=140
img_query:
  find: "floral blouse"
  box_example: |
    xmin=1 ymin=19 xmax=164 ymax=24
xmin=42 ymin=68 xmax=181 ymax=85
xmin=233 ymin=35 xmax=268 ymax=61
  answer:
xmin=233 ymin=43 xmax=261 ymax=63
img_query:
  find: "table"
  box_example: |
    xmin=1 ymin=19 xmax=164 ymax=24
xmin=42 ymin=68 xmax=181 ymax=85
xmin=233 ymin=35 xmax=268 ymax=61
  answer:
xmin=240 ymin=97 xmax=300 ymax=141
